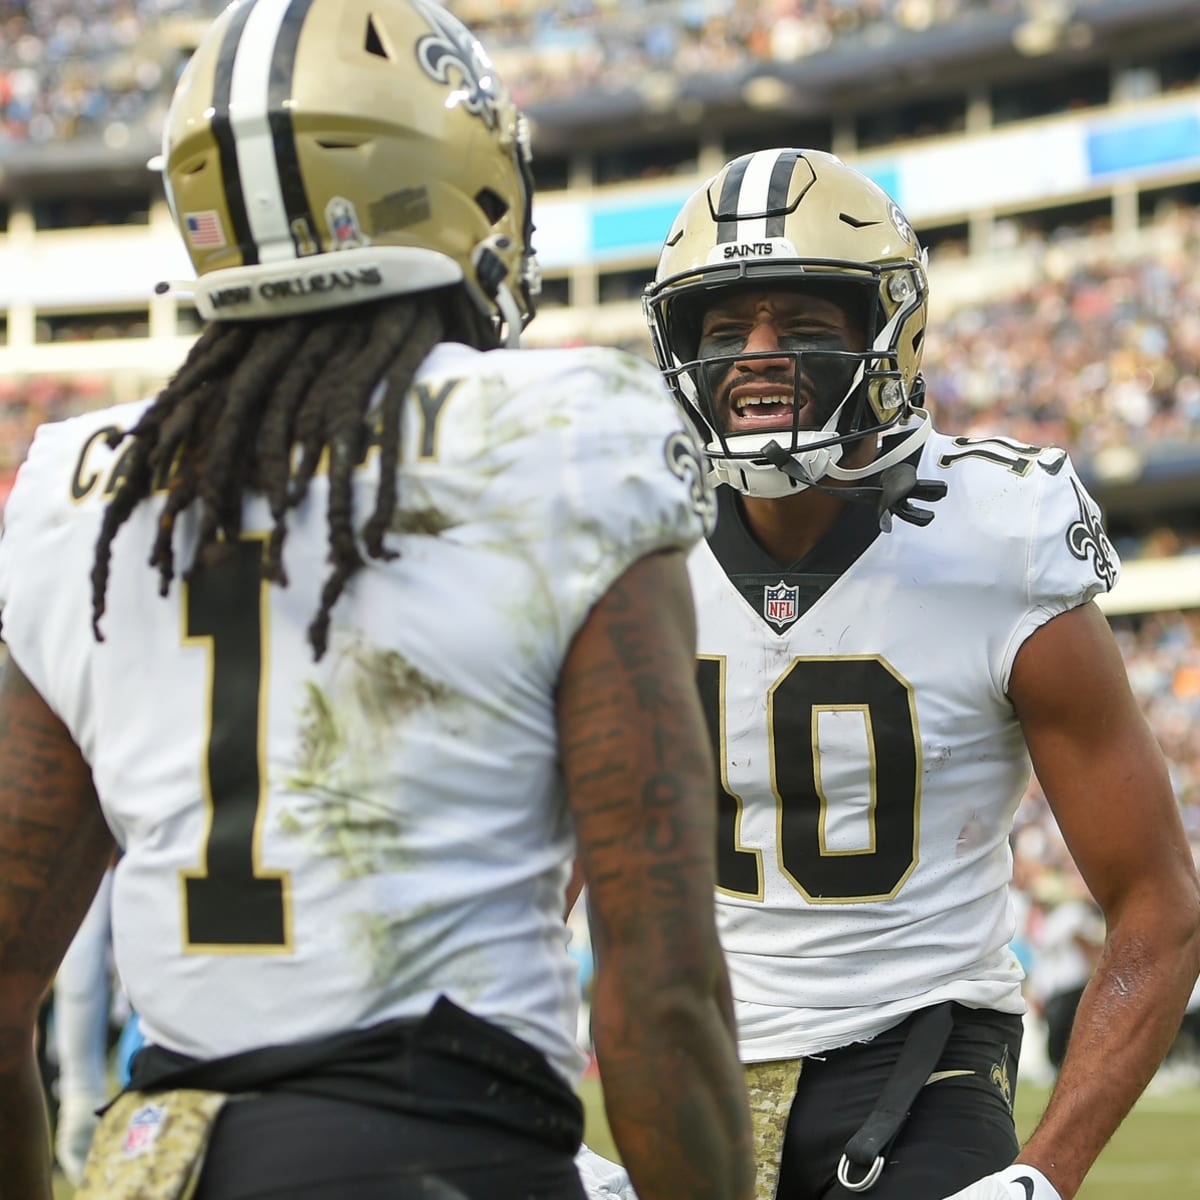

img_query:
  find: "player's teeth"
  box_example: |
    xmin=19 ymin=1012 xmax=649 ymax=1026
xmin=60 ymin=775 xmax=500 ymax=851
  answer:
xmin=737 ymin=396 xmax=791 ymax=411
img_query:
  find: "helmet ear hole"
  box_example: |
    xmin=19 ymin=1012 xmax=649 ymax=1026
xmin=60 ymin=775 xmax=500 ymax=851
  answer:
xmin=364 ymin=17 xmax=390 ymax=58
xmin=475 ymin=188 xmax=509 ymax=225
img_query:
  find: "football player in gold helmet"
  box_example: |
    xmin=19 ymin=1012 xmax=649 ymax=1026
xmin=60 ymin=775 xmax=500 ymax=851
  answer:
xmin=644 ymin=148 xmax=1200 ymax=1200
xmin=645 ymin=148 xmax=936 ymax=516
xmin=0 ymin=4 xmax=754 ymax=1199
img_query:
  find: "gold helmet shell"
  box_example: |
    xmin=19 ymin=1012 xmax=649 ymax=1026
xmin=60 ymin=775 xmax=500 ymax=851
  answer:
xmin=643 ymin=149 xmax=930 ymax=496
xmin=162 ymin=0 xmax=538 ymax=341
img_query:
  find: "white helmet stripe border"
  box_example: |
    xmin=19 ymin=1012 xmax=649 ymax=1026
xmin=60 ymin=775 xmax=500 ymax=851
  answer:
xmin=208 ymin=0 xmax=260 ymax=262
xmin=714 ymin=152 xmax=752 ymax=243
xmin=731 ymin=150 xmax=780 ymax=243
xmin=715 ymin=149 xmax=804 ymax=245
xmin=229 ymin=0 xmax=309 ymax=264
xmin=266 ymin=0 xmax=320 ymax=256
xmin=761 ymin=149 xmax=803 ymax=238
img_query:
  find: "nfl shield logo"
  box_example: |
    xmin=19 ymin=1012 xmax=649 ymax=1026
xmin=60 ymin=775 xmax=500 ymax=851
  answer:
xmin=121 ymin=1103 xmax=167 ymax=1158
xmin=325 ymin=196 xmax=366 ymax=249
xmin=764 ymin=580 xmax=799 ymax=630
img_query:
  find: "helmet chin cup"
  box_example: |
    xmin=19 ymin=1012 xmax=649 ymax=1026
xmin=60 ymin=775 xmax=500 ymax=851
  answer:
xmin=708 ymin=431 xmax=843 ymax=498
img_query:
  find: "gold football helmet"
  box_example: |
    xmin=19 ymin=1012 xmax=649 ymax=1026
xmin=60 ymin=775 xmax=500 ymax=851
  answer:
xmin=162 ymin=0 xmax=538 ymax=343
xmin=643 ymin=149 xmax=930 ymax=497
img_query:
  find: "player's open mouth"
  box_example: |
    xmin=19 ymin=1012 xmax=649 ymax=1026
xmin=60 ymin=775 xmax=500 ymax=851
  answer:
xmin=729 ymin=390 xmax=803 ymax=431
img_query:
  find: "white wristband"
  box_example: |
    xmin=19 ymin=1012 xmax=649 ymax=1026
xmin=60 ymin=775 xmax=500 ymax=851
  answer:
xmin=997 ymin=1164 xmax=1062 ymax=1200
xmin=575 ymin=1143 xmax=638 ymax=1200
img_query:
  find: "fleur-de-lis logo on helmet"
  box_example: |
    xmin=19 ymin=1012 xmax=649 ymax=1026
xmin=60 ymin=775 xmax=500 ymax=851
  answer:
xmin=888 ymin=200 xmax=915 ymax=245
xmin=413 ymin=0 xmax=501 ymax=130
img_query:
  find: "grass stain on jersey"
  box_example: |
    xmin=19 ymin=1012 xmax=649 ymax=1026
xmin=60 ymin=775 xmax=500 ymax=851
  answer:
xmin=276 ymin=800 xmax=407 ymax=881
xmin=349 ymin=644 xmax=452 ymax=723
xmin=292 ymin=682 xmax=344 ymax=779
xmin=282 ymin=639 xmax=456 ymax=882
xmin=348 ymin=908 xmax=443 ymax=992
xmin=287 ymin=644 xmax=453 ymax=789
xmin=390 ymin=506 xmax=458 ymax=536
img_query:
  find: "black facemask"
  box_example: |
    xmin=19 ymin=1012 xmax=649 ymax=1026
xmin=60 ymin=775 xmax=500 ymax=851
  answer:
xmin=691 ymin=345 xmax=865 ymax=444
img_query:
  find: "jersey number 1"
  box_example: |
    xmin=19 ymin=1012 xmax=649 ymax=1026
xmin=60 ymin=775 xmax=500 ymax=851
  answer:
xmin=181 ymin=537 xmax=289 ymax=951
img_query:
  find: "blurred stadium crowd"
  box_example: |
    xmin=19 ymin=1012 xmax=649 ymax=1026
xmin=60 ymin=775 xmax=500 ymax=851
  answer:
xmin=930 ymin=212 xmax=1200 ymax=462
xmin=448 ymin=0 xmax=1022 ymax=109
xmin=0 ymin=0 xmax=183 ymax=147
xmin=1 ymin=0 xmax=1030 ymax=146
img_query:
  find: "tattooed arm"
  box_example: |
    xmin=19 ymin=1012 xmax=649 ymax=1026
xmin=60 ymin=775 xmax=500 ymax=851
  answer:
xmin=0 ymin=656 xmax=116 ymax=1200
xmin=557 ymin=549 xmax=754 ymax=1200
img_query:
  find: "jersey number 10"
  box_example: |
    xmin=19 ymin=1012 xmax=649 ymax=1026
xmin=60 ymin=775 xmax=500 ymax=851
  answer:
xmin=697 ymin=655 xmax=921 ymax=904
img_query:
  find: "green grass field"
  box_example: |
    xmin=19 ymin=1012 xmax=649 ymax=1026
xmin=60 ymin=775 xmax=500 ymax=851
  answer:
xmin=50 ymin=1076 xmax=1200 ymax=1199
xmin=577 ymin=1076 xmax=1200 ymax=1200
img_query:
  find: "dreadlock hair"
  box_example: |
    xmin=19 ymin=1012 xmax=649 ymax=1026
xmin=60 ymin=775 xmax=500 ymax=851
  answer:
xmin=90 ymin=285 xmax=498 ymax=660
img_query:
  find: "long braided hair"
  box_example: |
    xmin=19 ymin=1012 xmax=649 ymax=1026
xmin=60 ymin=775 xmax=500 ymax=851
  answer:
xmin=90 ymin=287 xmax=494 ymax=659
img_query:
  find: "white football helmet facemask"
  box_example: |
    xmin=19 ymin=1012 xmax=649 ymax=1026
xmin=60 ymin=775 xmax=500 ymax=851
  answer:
xmin=644 ymin=148 xmax=931 ymax=499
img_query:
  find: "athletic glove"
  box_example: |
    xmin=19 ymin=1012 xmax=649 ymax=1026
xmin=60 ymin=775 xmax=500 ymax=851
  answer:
xmin=941 ymin=1164 xmax=1062 ymax=1200
xmin=574 ymin=1143 xmax=639 ymax=1200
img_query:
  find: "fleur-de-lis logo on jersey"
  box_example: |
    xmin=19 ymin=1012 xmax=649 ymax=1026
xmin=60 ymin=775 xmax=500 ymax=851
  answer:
xmin=1066 ymin=476 xmax=1118 ymax=590
xmin=990 ymin=1045 xmax=1013 ymax=1110
xmin=665 ymin=428 xmax=717 ymax=535
xmin=412 ymin=0 xmax=501 ymax=130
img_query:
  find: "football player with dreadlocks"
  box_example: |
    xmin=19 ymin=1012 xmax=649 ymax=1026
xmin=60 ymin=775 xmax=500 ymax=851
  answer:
xmin=638 ymin=148 xmax=1200 ymax=1200
xmin=0 ymin=3 xmax=754 ymax=1199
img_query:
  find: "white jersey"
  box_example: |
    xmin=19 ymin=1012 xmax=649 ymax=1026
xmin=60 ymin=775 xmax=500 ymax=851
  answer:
xmin=0 ymin=341 xmax=712 ymax=1084
xmin=689 ymin=428 xmax=1120 ymax=1060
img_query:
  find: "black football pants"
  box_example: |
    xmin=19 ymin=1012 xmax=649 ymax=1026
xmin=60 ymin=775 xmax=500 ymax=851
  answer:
xmin=775 ymin=1004 xmax=1024 ymax=1200
xmin=191 ymin=1090 xmax=587 ymax=1200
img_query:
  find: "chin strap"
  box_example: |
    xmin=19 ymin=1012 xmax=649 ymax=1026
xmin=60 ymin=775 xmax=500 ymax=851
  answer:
xmin=761 ymin=442 xmax=947 ymax=532
xmin=873 ymin=462 xmax=948 ymax=531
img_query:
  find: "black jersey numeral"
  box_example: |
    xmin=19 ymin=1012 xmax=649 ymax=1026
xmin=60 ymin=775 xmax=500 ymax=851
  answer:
xmin=697 ymin=656 xmax=764 ymax=898
xmin=181 ymin=537 xmax=290 ymax=951
xmin=937 ymin=435 xmax=1066 ymax=477
xmin=698 ymin=655 xmax=920 ymax=904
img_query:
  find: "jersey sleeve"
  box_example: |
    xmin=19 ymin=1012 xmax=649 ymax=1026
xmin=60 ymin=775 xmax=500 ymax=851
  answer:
xmin=999 ymin=454 xmax=1121 ymax=686
xmin=527 ymin=346 xmax=715 ymax=657
xmin=0 ymin=412 xmax=126 ymax=760
xmin=0 ymin=421 xmax=71 ymax=680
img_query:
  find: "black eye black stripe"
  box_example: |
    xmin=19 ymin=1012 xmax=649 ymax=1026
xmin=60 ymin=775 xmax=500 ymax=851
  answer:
xmin=211 ymin=0 xmax=260 ymax=265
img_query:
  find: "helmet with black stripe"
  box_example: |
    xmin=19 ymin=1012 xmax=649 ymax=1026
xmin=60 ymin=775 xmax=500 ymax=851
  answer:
xmin=163 ymin=0 xmax=538 ymax=343
xmin=643 ymin=149 xmax=930 ymax=498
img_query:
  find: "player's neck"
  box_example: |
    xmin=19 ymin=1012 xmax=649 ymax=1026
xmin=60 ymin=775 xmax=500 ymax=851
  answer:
xmin=737 ymin=438 xmax=880 ymax=566
xmin=739 ymin=488 xmax=849 ymax=566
